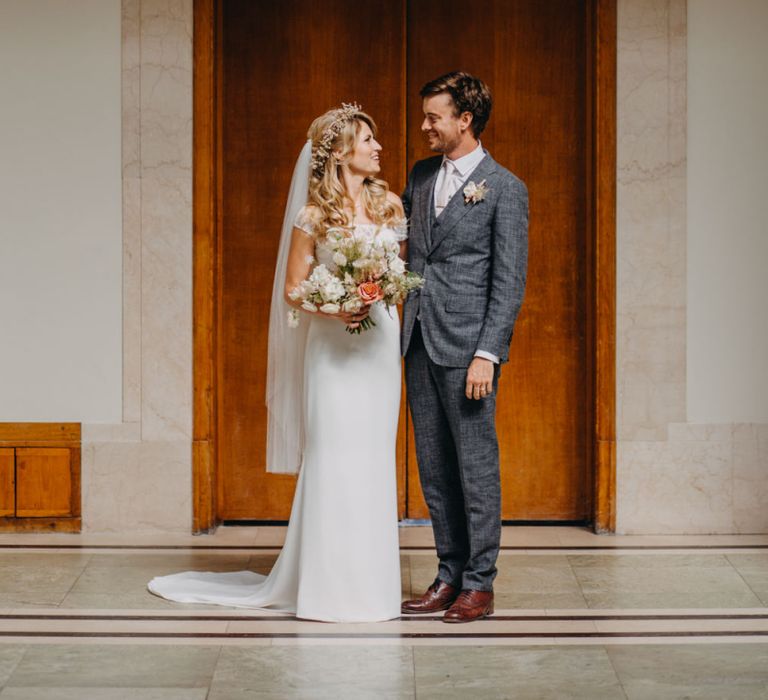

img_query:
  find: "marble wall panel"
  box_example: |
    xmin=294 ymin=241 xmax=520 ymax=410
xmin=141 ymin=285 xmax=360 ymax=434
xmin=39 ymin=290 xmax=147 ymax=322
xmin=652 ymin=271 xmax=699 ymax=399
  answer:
xmin=139 ymin=0 xmax=193 ymax=179
xmin=616 ymin=0 xmax=768 ymax=534
xmin=82 ymin=440 xmax=192 ymax=533
xmin=122 ymin=176 xmax=142 ymax=423
xmin=122 ymin=0 xmax=140 ymax=179
xmin=140 ymin=175 xmax=192 ymax=441
xmin=82 ymin=0 xmax=193 ymax=532
xmin=617 ymin=437 xmax=734 ymax=533
xmin=732 ymin=424 xmax=768 ymax=533
xmin=82 ymin=422 xmax=141 ymax=443
xmin=617 ymin=0 xmax=687 ymax=443
xmin=138 ymin=0 xmax=193 ymax=442
xmin=618 ymin=423 xmax=768 ymax=534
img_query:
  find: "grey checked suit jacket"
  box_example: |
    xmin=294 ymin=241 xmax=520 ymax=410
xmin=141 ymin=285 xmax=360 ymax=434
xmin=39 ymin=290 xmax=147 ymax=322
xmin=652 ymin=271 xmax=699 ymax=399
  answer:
xmin=401 ymin=151 xmax=529 ymax=367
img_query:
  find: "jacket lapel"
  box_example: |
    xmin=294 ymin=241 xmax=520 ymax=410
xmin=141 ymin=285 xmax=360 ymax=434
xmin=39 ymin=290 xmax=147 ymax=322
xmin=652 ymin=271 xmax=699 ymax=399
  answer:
xmin=417 ymin=159 xmax=441 ymax=250
xmin=428 ymin=152 xmax=497 ymax=254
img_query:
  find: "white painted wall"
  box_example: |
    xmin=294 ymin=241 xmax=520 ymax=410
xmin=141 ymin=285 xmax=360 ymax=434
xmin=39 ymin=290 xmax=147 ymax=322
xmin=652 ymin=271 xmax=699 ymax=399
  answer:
xmin=0 ymin=0 xmax=122 ymax=423
xmin=687 ymin=0 xmax=768 ymax=423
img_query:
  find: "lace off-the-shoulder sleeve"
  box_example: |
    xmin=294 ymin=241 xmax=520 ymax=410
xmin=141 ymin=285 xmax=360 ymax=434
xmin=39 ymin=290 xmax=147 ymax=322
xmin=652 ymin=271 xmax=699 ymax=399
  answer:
xmin=293 ymin=206 xmax=316 ymax=238
xmin=392 ymin=218 xmax=408 ymax=242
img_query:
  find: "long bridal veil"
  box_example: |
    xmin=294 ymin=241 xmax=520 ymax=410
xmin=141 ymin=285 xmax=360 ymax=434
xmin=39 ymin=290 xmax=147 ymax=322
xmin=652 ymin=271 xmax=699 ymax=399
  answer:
xmin=265 ymin=139 xmax=312 ymax=474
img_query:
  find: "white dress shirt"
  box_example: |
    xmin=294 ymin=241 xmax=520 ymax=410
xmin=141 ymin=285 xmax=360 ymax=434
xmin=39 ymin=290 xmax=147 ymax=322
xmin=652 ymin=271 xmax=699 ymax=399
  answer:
xmin=433 ymin=141 xmax=487 ymax=215
xmin=431 ymin=142 xmax=499 ymax=365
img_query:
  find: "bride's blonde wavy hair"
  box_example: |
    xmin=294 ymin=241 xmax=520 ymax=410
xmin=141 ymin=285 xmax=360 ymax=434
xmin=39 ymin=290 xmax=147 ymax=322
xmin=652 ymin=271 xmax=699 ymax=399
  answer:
xmin=307 ymin=106 xmax=400 ymax=237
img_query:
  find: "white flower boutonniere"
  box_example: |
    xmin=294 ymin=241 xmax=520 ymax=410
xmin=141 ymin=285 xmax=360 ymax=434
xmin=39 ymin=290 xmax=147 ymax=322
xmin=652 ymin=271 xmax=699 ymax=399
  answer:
xmin=463 ymin=179 xmax=489 ymax=205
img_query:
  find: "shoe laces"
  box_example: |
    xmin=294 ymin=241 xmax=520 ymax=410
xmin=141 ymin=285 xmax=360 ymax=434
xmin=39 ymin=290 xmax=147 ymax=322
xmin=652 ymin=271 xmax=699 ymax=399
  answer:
xmin=455 ymin=590 xmax=475 ymax=604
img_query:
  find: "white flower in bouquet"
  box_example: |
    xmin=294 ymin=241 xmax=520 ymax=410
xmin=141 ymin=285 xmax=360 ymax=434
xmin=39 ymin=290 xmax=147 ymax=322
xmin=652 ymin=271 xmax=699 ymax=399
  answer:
xmin=371 ymin=244 xmax=387 ymax=260
xmin=319 ymin=302 xmax=340 ymax=314
xmin=301 ymin=300 xmax=318 ymax=312
xmin=332 ymin=251 xmax=347 ymax=267
xmin=382 ymin=282 xmax=398 ymax=297
xmin=308 ymin=264 xmax=331 ymax=285
xmin=287 ymin=309 xmax=300 ymax=328
xmin=320 ymin=277 xmax=345 ymax=301
xmin=388 ymin=255 xmax=406 ymax=275
xmin=342 ymin=297 xmax=364 ymax=313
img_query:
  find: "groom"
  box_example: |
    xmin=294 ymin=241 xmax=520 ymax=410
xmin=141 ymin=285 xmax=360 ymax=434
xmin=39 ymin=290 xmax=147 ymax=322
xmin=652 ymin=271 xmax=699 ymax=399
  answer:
xmin=401 ymin=71 xmax=529 ymax=622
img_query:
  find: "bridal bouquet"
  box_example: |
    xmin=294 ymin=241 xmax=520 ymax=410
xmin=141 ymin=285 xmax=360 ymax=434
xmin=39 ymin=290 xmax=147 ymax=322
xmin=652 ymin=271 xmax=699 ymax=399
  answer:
xmin=288 ymin=227 xmax=424 ymax=333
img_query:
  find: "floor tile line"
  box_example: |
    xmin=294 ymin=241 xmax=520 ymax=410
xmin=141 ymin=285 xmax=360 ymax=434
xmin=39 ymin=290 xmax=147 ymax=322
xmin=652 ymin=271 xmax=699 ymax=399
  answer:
xmin=726 ymin=552 xmax=768 ymax=606
xmin=3 ymin=612 xmax=768 ymax=622
xmin=1 ymin=543 xmax=767 ymax=550
xmin=1 ymin=630 xmax=768 ymax=639
xmin=57 ymin=555 xmax=92 ymax=606
xmin=568 ymin=549 xmax=592 ymax=609
xmin=603 ymin=644 xmax=632 ymax=700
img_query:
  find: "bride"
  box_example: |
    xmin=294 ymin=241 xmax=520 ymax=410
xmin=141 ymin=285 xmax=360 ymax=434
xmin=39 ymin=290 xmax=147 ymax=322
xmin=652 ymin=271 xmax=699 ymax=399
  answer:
xmin=148 ymin=104 xmax=407 ymax=622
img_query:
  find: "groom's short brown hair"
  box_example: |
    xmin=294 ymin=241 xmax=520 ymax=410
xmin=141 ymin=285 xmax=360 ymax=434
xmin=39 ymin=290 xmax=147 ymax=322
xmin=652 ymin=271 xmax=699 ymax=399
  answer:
xmin=420 ymin=71 xmax=493 ymax=137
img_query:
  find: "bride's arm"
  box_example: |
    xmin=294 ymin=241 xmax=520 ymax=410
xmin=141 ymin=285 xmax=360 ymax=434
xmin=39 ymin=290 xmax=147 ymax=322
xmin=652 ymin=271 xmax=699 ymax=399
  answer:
xmin=283 ymin=227 xmax=315 ymax=308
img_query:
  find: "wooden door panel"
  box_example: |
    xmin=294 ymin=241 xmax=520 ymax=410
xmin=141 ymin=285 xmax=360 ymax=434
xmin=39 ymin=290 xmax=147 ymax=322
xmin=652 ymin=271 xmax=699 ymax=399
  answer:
xmin=405 ymin=0 xmax=589 ymax=519
xmin=15 ymin=448 xmax=72 ymax=517
xmin=218 ymin=0 xmax=591 ymax=522
xmin=218 ymin=0 xmax=407 ymax=520
xmin=0 ymin=448 xmax=14 ymax=516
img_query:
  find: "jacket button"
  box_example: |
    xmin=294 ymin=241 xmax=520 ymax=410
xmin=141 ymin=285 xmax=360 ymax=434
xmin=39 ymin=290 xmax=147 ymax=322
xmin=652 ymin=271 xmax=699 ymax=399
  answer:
xmin=426 ymin=259 xmax=432 ymax=266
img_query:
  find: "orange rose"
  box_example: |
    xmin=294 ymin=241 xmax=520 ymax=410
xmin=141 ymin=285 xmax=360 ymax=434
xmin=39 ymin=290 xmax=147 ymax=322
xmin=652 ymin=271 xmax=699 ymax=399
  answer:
xmin=358 ymin=281 xmax=383 ymax=303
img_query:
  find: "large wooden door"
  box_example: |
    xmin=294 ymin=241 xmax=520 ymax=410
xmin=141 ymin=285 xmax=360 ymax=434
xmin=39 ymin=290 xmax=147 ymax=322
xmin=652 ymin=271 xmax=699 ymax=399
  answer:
xmin=217 ymin=0 xmax=406 ymax=519
xmin=215 ymin=0 xmax=597 ymax=522
xmin=405 ymin=0 xmax=591 ymax=520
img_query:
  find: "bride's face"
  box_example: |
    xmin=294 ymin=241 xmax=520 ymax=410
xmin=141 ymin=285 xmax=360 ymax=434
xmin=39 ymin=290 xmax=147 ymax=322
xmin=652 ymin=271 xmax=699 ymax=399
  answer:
xmin=343 ymin=121 xmax=382 ymax=177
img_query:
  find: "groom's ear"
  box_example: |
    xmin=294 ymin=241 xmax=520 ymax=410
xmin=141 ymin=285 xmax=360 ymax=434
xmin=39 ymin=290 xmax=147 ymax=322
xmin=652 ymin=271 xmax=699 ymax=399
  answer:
xmin=459 ymin=111 xmax=474 ymax=132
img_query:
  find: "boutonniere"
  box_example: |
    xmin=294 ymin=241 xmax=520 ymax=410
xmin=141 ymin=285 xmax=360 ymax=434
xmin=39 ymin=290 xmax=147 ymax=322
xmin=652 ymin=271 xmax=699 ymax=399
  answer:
xmin=463 ymin=179 xmax=489 ymax=205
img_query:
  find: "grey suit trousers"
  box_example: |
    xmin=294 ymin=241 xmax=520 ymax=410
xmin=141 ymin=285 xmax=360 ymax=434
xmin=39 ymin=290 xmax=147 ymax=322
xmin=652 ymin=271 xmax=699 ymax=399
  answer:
xmin=405 ymin=322 xmax=501 ymax=591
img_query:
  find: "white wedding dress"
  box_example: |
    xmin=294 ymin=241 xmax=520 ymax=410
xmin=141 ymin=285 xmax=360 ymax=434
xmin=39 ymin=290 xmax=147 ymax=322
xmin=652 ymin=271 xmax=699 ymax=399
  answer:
xmin=148 ymin=210 xmax=405 ymax=622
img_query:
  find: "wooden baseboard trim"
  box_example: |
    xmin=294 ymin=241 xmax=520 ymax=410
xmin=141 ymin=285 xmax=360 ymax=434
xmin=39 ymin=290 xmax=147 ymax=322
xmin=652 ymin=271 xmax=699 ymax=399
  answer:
xmin=0 ymin=517 xmax=82 ymax=533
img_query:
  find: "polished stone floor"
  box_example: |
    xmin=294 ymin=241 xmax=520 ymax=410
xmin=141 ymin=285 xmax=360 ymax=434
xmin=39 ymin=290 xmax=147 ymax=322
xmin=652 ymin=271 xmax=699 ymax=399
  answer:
xmin=0 ymin=526 xmax=767 ymax=698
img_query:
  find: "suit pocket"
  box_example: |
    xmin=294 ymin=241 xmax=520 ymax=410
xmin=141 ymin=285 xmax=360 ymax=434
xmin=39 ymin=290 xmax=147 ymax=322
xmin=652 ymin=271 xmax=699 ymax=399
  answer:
xmin=445 ymin=295 xmax=486 ymax=315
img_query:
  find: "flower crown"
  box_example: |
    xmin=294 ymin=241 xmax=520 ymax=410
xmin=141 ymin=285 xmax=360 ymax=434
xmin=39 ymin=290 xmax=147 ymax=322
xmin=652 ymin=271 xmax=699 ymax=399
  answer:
xmin=311 ymin=102 xmax=362 ymax=177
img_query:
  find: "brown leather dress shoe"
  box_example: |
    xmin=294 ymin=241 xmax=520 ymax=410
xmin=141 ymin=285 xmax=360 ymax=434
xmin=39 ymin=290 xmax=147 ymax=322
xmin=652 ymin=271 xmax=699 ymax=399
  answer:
xmin=401 ymin=579 xmax=459 ymax=614
xmin=442 ymin=589 xmax=494 ymax=623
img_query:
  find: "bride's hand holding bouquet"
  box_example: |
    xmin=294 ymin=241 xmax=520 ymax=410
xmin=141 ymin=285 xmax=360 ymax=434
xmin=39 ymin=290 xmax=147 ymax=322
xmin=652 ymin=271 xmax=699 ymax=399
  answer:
xmin=288 ymin=226 xmax=424 ymax=333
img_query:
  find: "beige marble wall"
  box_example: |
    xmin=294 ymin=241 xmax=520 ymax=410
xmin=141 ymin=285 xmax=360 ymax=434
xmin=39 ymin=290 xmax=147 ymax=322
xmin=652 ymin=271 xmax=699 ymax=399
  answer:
xmin=616 ymin=0 xmax=768 ymax=534
xmin=81 ymin=0 xmax=193 ymax=533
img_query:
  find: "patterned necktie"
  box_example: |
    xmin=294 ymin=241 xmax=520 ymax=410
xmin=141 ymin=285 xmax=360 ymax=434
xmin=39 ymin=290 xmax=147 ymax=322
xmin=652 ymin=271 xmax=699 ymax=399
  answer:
xmin=435 ymin=159 xmax=458 ymax=216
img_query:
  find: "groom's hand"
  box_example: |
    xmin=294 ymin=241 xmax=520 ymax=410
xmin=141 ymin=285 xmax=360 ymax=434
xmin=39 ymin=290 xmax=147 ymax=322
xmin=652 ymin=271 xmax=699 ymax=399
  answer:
xmin=465 ymin=357 xmax=494 ymax=400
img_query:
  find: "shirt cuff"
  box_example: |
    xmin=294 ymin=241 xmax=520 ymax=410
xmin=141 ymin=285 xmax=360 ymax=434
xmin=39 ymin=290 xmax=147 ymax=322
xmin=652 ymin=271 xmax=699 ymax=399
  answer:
xmin=474 ymin=350 xmax=499 ymax=364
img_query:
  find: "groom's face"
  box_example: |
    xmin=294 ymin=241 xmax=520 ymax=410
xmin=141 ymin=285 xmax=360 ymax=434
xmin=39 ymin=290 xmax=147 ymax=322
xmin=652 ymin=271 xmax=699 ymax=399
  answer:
xmin=421 ymin=93 xmax=466 ymax=154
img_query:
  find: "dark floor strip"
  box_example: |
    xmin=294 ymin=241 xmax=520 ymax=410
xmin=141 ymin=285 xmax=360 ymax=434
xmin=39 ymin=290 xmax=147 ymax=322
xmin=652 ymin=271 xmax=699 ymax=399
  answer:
xmin=413 ymin=545 xmax=768 ymax=550
xmin=1 ymin=631 xmax=767 ymax=639
xmin=0 ymin=544 xmax=766 ymax=551
xmin=403 ymin=613 xmax=768 ymax=621
xmin=2 ymin=613 xmax=767 ymax=622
